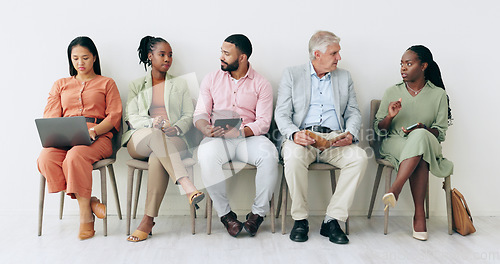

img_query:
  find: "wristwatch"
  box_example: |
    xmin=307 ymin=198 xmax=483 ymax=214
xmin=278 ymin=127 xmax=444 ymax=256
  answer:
xmin=174 ymin=126 xmax=180 ymax=136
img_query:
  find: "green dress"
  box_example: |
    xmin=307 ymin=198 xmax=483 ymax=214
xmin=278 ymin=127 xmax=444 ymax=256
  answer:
xmin=374 ymin=81 xmax=453 ymax=177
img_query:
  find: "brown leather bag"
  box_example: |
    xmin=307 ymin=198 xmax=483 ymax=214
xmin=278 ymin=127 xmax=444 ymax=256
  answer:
xmin=451 ymin=188 xmax=476 ymax=236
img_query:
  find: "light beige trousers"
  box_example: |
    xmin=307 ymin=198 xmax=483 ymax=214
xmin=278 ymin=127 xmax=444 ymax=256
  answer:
xmin=281 ymin=131 xmax=368 ymax=222
xmin=127 ymin=128 xmax=188 ymax=217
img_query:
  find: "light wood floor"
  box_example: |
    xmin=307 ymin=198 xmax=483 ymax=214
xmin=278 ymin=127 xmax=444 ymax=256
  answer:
xmin=1 ymin=214 xmax=499 ymax=264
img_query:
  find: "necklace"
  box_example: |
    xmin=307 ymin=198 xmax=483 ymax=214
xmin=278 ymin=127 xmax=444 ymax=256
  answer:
xmin=405 ymin=82 xmax=423 ymax=95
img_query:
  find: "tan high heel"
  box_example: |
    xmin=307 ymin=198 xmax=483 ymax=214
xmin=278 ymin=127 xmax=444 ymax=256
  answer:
xmin=90 ymin=196 xmax=106 ymax=219
xmin=127 ymin=222 xmax=155 ymax=242
xmin=188 ymin=191 xmax=205 ymax=209
xmin=382 ymin=193 xmax=397 ymax=212
xmin=79 ymin=216 xmax=95 ymax=240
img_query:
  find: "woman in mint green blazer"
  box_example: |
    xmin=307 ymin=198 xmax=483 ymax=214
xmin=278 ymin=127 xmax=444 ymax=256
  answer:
xmin=123 ymin=36 xmax=204 ymax=242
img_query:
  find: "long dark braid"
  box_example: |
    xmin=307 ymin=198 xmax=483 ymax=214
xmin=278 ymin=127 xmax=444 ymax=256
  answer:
xmin=407 ymin=45 xmax=453 ymax=123
xmin=138 ymin=36 xmax=168 ymax=71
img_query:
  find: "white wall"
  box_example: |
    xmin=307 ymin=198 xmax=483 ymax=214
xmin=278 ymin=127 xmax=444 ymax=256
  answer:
xmin=1 ymin=0 xmax=498 ymax=218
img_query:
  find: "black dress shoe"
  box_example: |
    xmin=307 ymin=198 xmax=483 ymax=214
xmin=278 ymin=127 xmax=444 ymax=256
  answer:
xmin=243 ymin=212 xmax=264 ymax=236
xmin=220 ymin=211 xmax=243 ymax=237
xmin=320 ymin=219 xmax=349 ymax=244
xmin=290 ymin=219 xmax=309 ymax=242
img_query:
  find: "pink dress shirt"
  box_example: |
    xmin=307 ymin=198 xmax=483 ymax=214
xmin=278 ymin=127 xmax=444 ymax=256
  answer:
xmin=194 ymin=65 xmax=273 ymax=136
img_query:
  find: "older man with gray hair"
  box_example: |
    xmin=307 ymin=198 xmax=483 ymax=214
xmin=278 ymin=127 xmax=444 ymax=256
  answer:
xmin=275 ymin=30 xmax=367 ymax=244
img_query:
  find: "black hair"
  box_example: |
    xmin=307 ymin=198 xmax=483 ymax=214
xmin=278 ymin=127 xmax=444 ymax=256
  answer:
xmin=138 ymin=36 xmax=169 ymax=71
xmin=407 ymin=45 xmax=453 ymax=122
xmin=224 ymin=34 xmax=252 ymax=59
xmin=67 ymin=36 xmax=101 ymax=76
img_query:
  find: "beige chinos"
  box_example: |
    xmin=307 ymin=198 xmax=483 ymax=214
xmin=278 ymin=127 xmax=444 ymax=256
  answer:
xmin=281 ymin=131 xmax=368 ymax=222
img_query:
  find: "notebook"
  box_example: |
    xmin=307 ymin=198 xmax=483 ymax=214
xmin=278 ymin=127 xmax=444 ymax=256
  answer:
xmin=35 ymin=116 xmax=93 ymax=147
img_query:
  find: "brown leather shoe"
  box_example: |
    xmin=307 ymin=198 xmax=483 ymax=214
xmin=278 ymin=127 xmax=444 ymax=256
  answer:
xmin=90 ymin=197 xmax=106 ymax=219
xmin=220 ymin=211 xmax=243 ymax=237
xmin=243 ymin=212 xmax=264 ymax=237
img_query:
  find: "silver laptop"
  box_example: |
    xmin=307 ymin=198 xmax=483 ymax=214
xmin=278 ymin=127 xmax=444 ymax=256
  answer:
xmin=35 ymin=116 xmax=93 ymax=148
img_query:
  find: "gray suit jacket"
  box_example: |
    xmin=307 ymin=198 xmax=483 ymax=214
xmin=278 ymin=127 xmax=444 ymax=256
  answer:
xmin=274 ymin=63 xmax=362 ymax=146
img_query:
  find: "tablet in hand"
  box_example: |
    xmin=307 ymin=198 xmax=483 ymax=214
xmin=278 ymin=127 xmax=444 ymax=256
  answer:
xmin=213 ymin=118 xmax=242 ymax=130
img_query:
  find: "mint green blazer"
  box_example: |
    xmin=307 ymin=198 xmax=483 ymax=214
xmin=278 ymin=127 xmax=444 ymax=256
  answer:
xmin=122 ymin=70 xmax=194 ymax=150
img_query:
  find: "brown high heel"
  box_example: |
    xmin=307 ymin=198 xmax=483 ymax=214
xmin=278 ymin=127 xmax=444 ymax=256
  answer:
xmin=79 ymin=216 xmax=95 ymax=240
xmin=90 ymin=196 xmax=106 ymax=219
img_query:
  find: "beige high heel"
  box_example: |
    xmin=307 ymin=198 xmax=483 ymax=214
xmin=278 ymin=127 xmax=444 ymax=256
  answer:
xmin=412 ymin=222 xmax=428 ymax=241
xmin=382 ymin=193 xmax=397 ymax=212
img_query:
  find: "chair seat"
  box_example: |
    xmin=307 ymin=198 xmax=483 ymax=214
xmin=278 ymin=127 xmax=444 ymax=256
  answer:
xmin=93 ymin=158 xmax=115 ymax=169
xmin=127 ymin=157 xmax=197 ymax=170
xmin=126 ymin=156 xmax=199 ymax=235
xmin=308 ymin=163 xmax=339 ymax=170
xmin=126 ymin=159 xmax=149 ymax=170
xmin=222 ymin=161 xmax=256 ymax=170
xmin=375 ymin=158 xmax=393 ymax=168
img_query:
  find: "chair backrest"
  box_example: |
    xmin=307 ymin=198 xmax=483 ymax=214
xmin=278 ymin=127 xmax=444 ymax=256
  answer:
xmin=369 ymin=99 xmax=383 ymax=160
xmin=109 ymin=122 xmax=123 ymax=159
xmin=184 ymin=99 xmax=204 ymax=154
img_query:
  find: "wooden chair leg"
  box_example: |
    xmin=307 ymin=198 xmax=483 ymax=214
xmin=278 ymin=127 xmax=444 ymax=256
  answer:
xmin=281 ymin=174 xmax=288 ymax=235
xmin=270 ymin=193 xmax=275 ymax=233
xmin=59 ymin=191 xmax=64 ymax=220
xmin=132 ymin=170 xmax=143 ymax=219
xmin=190 ymin=204 xmax=196 ymax=235
xmin=444 ymin=176 xmax=453 ymax=235
xmin=276 ymin=174 xmax=285 ymax=218
xmin=99 ymin=166 xmax=108 ymax=236
xmin=425 ymin=181 xmax=430 ymax=219
xmin=368 ymin=164 xmax=384 ymax=218
xmin=38 ymin=175 xmax=46 ymax=236
xmin=207 ymin=193 xmax=212 ymax=235
xmin=384 ymin=166 xmax=393 ymax=235
xmin=126 ymin=166 xmax=135 ymax=236
xmin=107 ymin=164 xmax=122 ymax=220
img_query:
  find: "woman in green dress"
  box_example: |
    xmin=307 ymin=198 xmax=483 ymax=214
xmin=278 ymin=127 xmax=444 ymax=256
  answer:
xmin=374 ymin=45 xmax=453 ymax=241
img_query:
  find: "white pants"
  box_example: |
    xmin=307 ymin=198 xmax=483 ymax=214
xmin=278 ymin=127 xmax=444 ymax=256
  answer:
xmin=281 ymin=131 xmax=368 ymax=222
xmin=198 ymin=136 xmax=279 ymax=217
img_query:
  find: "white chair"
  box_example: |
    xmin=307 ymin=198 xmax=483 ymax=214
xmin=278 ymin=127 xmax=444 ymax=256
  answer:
xmin=38 ymin=128 xmax=123 ymax=236
xmin=205 ymin=161 xmax=275 ymax=234
xmin=276 ymin=162 xmax=349 ymax=235
xmin=366 ymin=99 xmax=452 ymax=235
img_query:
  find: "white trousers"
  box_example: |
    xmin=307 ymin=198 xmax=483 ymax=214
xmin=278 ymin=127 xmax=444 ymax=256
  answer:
xmin=281 ymin=131 xmax=368 ymax=222
xmin=198 ymin=136 xmax=279 ymax=217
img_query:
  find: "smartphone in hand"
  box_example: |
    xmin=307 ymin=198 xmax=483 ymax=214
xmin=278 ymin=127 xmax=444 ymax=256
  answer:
xmin=406 ymin=123 xmax=419 ymax=131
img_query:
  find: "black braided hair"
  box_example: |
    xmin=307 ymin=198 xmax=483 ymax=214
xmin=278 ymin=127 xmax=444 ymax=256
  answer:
xmin=67 ymin=36 xmax=101 ymax=76
xmin=407 ymin=45 xmax=453 ymax=122
xmin=138 ymin=36 xmax=168 ymax=71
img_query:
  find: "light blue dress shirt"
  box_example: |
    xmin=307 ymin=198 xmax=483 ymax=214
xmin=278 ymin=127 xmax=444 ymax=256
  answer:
xmin=300 ymin=62 xmax=341 ymax=131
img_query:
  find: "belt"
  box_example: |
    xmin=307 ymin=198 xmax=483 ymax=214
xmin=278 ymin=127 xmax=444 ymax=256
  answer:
xmin=304 ymin=126 xmax=332 ymax=134
xmin=85 ymin=117 xmax=103 ymax=124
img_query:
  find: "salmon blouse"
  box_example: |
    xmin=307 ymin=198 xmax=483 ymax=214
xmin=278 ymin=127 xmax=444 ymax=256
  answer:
xmin=43 ymin=75 xmax=122 ymax=136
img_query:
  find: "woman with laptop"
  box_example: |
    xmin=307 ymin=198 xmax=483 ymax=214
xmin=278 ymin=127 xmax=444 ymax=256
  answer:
xmin=374 ymin=45 xmax=453 ymax=241
xmin=37 ymin=36 xmax=122 ymax=240
xmin=123 ymin=36 xmax=204 ymax=242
